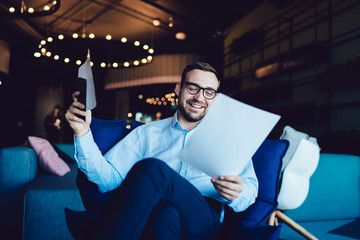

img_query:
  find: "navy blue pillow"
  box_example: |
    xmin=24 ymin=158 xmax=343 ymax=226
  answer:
xmin=89 ymin=117 xmax=129 ymax=155
xmin=224 ymin=139 xmax=289 ymax=227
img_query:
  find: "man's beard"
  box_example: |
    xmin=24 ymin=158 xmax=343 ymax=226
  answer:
xmin=178 ymin=100 xmax=206 ymax=123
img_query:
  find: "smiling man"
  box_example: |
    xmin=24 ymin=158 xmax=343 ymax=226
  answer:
xmin=65 ymin=62 xmax=258 ymax=240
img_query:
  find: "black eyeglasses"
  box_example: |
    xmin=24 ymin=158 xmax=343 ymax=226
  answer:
xmin=184 ymin=82 xmax=218 ymax=100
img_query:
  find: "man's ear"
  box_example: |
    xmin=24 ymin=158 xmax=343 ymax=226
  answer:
xmin=174 ymin=83 xmax=181 ymax=96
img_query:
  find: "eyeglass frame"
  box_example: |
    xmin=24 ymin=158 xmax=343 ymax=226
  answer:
xmin=183 ymin=81 xmax=219 ymax=100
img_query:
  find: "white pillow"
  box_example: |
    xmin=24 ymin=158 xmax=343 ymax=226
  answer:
xmin=280 ymin=125 xmax=318 ymax=171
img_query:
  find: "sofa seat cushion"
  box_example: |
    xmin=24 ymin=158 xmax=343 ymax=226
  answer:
xmin=23 ymin=187 xmax=85 ymax=240
xmin=280 ymin=219 xmax=360 ymax=240
xmin=284 ymin=153 xmax=360 ymax=222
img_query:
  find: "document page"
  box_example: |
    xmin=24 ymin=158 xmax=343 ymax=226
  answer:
xmin=178 ymin=93 xmax=280 ymax=177
xmin=78 ymin=50 xmax=97 ymax=111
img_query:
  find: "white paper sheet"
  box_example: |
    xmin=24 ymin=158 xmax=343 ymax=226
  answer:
xmin=178 ymin=93 xmax=281 ymax=177
xmin=78 ymin=50 xmax=97 ymax=111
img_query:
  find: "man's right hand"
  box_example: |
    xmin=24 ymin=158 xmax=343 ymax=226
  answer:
xmin=65 ymin=91 xmax=91 ymax=138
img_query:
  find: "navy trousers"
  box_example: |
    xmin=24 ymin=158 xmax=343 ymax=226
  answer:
xmin=81 ymin=158 xmax=222 ymax=240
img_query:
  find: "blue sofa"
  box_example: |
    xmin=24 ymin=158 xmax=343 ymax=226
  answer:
xmin=279 ymin=153 xmax=360 ymax=240
xmin=0 ymin=139 xmax=359 ymax=239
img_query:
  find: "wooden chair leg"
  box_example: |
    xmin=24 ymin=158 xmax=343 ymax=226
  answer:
xmin=275 ymin=210 xmax=319 ymax=240
xmin=268 ymin=211 xmax=276 ymax=226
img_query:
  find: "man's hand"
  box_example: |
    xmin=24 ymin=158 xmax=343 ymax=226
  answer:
xmin=65 ymin=91 xmax=91 ymax=138
xmin=211 ymin=175 xmax=244 ymax=201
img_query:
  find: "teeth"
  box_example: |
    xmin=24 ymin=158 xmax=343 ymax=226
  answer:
xmin=190 ymin=103 xmax=202 ymax=108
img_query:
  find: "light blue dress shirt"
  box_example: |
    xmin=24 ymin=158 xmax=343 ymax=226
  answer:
xmin=74 ymin=112 xmax=258 ymax=218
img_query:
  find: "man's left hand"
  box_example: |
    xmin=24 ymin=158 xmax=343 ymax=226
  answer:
xmin=211 ymin=175 xmax=243 ymax=201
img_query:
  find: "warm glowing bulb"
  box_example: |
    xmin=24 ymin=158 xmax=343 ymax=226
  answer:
xmin=64 ymin=58 xmax=70 ymax=63
xmin=143 ymin=45 xmax=149 ymax=50
xmin=47 ymin=37 xmax=53 ymax=42
xmin=100 ymin=62 xmax=106 ymax=68
xmin=72 ymin=33 xmax=79 ymax=39
xmin=141 ymin=58 xmax=147 ymax=64
xmin=121 ymin=37 xmax=127 ymax=43
xmin=90 ymin=61 xmax=94 ymax=67
xmin=34 ymin=52 xmax=41 ymax=58
xmin=76 ymin=60 xmax=81 ymax=65
xmin=138 ymin=94 xmax=143 ymax=99
xmin=53 ymin=1 xmax=57 ymax=4
xmin=58 ymin=34 xmax=64 ymax=40
xmin=113 ymin=62 xmax=118 ymax=68
xmin=46 ymin=52 xmax=51 ymax=57
xmin=9 ymin=7 xmax=15 ymax=13
xmin=134 ymin=41 xmax=140 ymax=46
xmin=41 ymin=40 xmax=46 ymax=45
xmin=106 ymin=35 xmax=112 ymax=40
xmin=89 ymin=33 xmax=95 ymax=39
xmin=134 ymin=60 xmax=139 ymax=65
xmin=124 ymin=62 xmax=129 ymax=67
xmin=128 ymin=113 xmax=133 ymax=118
xmin=148 ymin=49 xmax=154 ymax=54
xmin=41 ymin=48 xmax=46 ymax=53
xmin=44 ymin=5 xmax=50 ymax=11
xmin=28 ymin=8 xmax=34 ymax=13
xmin=54 ymin=55 xmax=59 ymax=60
xmin=147 ymin=56 xmax=153 ymax=61
xmin=153 ymin=19 xmax=160 ymax=26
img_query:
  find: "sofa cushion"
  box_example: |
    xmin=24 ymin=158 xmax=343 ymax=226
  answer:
xmin=90 ymin=118 xmax=128 ymax=154
xmin=280 ymin=125 xmax=318 ymax=171
xmin=224 ymin=139 xmax=289 ymax=226
xmin=28 ymin=136 xmax=71 ymax=176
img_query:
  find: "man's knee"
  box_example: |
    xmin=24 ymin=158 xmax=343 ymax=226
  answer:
xmin=132 ymin=158 xmax=170 ymax=175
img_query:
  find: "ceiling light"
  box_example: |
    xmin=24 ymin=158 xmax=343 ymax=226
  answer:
xmin=175 ymin=32 xmax=186 ymax=40
xmin=153 ymin=19 xmax=161 ymax=27
xmin=34 ymin=34 xmax=155 ymax=69
xmin=7 ymin=0 xmax=60 ymax=17
xmin=34 ymin=52 xmax=41 ymax=58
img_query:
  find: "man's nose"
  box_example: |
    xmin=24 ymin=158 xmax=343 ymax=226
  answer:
xmin=193 ymin=90 xmax=205 ymax=101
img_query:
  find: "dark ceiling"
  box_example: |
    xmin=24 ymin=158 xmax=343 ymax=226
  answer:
xmin=1 ymin=0 xmax=268 ymax=55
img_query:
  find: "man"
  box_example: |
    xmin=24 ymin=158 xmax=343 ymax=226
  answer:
xmin=44 ymin=104 xmax=62 ymax=143
xmin=65 ymin=62 xmax=258 ymax=239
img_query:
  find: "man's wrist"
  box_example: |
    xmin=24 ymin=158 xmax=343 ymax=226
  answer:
xmin=75 ymin=127 xmax=90 ymax=138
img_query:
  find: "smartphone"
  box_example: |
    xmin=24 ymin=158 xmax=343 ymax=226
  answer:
xmin=73 ymin=77 xmax=87 ymax=121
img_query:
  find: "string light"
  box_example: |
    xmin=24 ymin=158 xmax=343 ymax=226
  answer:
xmin=34 ymin=33 xmax=154 ymax=69
xmin=144 ymin=92 xmax=177 ymax=107
xmin=7 ymin=0 xmax=60 ymax=17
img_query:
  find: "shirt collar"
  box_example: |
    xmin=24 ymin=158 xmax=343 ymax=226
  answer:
xmin=172 ymin=111 xmax=199 ymax=132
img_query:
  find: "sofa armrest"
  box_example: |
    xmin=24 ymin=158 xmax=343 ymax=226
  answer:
xmin=0 ymin=147 xmax=38 ymax=193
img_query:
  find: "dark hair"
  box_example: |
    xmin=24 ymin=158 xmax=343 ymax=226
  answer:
xmin=181 ymin=62 xmax=220 ymax=89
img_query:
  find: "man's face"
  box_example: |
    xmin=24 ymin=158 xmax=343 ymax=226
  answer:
xmin=175 ymin=69 xmax=219 ymax=124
